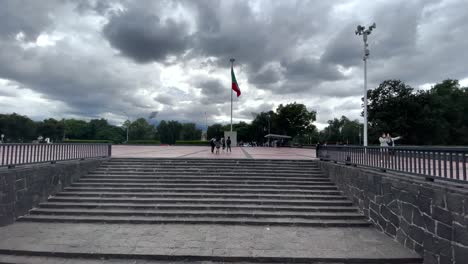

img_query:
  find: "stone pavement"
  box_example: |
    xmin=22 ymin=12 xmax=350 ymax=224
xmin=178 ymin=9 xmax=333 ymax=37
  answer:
xmin=111 ymin=145 xmax=316 ymax=160
xmin=0 ymin=223 xmax=420 ymax=262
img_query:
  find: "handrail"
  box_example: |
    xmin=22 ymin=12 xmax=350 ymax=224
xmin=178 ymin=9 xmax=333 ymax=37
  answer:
xmin=0 ymin=143 xmax=111 ymax=168
xmin=317 ymin=145 xmax=468 ymax=183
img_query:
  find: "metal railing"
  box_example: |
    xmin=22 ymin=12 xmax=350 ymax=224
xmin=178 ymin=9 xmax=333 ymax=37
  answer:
xmin=317 ymin=145 xmax=468 ymax=183
xmin=0 ymin=143 xmax=112 ymax=167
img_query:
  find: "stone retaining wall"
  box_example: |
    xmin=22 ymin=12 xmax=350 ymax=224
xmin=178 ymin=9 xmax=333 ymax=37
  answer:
xmin=318 ymin=161 xmax=468 ymax=264
xmin=0 ymin=159 xmax=106 ymax=226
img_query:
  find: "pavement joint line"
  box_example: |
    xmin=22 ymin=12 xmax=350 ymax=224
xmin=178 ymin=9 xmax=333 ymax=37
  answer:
xmin=177 ymin=149 xmax=210 ymax=158
xmin=240 ymin=148 xmax=253 ymax=159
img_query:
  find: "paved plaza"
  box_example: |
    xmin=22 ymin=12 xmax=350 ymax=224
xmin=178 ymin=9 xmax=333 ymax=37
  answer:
xmin=111 ymin=145 xmax=316 ymax=160
xmin=0 ymin=223 xmax=419 ymax=262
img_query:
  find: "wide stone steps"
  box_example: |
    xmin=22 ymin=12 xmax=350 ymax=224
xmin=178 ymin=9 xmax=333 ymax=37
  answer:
xmin=103 ymin=158 xmax=317 ymax=164
xmin=28 ymin=208 xmax=365 ymax=219
xmin=77 ymin=178 xmax=334 ymax=185
xmin=17 ymin=214 xmax=370 ymax=227
xmin=70 ymin=182 xmax=339 ymax=190
xmin=46 ymin=196 xmax=353 ymax=206
xmin=37 ymin=202 xmax=359 ymax=212
xmin=55 ymin=191 xmax=346 ymax=200
xmin=96 ymin=166 xmax=321 ymax=172
xmin=82 ymin=174 xmax=329 ymax=181
xmin=90 ymin=170 xmax=321 ymax=177
xmin=64 ymin=186 xmax=340 ymax=194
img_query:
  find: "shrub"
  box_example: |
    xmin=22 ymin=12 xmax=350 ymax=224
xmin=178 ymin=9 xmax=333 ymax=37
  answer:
xmin=63 ymin=139 xmax=111 ymax=143
xmin=126 ymin=140 xmax=161 ymax=145
xmin=175 ymin=140 xmax=209 ymax=145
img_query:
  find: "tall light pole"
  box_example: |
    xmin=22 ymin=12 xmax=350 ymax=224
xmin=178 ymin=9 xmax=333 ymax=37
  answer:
xmin=230 ymin=58 xmax=235 ymax=132
xmin=356 ymin=22 xmax=376 ymax=147
xmin=123 ymin=111 xmax=130 ymax=143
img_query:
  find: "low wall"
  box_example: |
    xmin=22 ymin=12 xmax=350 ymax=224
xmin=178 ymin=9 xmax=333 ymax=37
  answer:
xmin=318 ymin=161 xmax=468 ymax=264
xmin=0 ymin=158 xmax=106 ymax=226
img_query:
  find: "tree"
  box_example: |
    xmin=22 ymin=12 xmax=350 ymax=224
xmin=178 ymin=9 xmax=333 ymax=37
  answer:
xmin=130 ymin=118 xmax=156 ymax=140
xmin=207 ymin=123 xmax=224 ymax=139
xmin=37 ymin=118 xmax=64 ymax=142
xmin=276 ymin=103 xmax=316 ymax=138
xmin=64 ymin=119 xmax=90 ymax=139
xmin=0 ymin=113 xmax=37 ymax=142
xmin=180 ymin=123 xmax=202 ymax=140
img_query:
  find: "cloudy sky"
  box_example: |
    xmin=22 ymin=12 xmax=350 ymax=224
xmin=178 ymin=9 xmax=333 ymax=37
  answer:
xmin=1 ymin=0 xmax=467 ymax=129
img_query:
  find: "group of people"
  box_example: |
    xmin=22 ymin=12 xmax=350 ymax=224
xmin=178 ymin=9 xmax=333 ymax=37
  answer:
xmin=210 ymin=136 xmax=232 ymax=154
xmin=379 ymin=133 xmax=401 ymax=147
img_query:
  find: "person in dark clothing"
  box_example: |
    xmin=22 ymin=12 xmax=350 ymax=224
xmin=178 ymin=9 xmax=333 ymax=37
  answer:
xmin=222 ymin=137 xmax=226 ymax=151
xmin=226 ymin=136 xmax=232 ymax=152
xmin=210 ymin=138 xmax=215 ymax=153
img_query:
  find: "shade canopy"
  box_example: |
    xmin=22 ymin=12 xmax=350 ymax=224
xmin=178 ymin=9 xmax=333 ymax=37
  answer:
xmin=264 ymin=134 xmax=291 ymax=139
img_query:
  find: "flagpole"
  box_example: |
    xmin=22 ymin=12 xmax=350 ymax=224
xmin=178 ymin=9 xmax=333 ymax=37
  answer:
xmin=230 ymin=58 xmax=235 ymax=132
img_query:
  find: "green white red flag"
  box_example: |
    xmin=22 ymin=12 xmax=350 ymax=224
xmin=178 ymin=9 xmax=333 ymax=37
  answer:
xmin=231 ymin=66 xmax=241 ymax=97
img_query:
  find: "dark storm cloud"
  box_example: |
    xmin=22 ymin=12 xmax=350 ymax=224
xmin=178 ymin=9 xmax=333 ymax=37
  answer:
xmin=154 ymin=94 xmax=175 ymax=106
xmin=0 ymin=0 xmax=58 ymax=41
xmin=0 ymin=40 xmax=134 ymax=115
xmin=103 ymin=9 xmax=191 ymax=63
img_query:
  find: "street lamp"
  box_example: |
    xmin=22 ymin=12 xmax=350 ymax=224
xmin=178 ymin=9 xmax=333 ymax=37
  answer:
xmin=123 ymin=111 xmax=130 ymax=143
xmin=355 ymin=22 xmax=376 ymax=147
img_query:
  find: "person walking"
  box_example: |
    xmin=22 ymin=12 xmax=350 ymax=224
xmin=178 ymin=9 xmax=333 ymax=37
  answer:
xmin=221 ymin=137 xmax=226 ymax=152
xmin=226 ymin=136 xmax=232 ymax=152
xmin=387 ymin=133 xmax=402 ymax=156
xmin=210 ymin=138 xmax=216 ymax=153
xmin=215 ymin=137 xmax=221 ymax=154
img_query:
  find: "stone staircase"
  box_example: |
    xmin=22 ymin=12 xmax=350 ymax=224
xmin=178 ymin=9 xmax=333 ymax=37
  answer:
xmin=0 ymin=158 xmax=421 ymax=263
xmin=19 ymin=158 xmax=370 ymax=227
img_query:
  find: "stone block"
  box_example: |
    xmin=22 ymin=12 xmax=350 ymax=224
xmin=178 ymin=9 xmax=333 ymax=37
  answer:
xmin=432 ymin=190 xmax=447 ymax=209
xmin=399 ymin=191 xmax=417 ymax=204
xmin=423 ymin=252 xmax=438 ymax=264
xmin=381 ymin=206 xmax=400 ymax=227
xmin=454 ymin=244 xmax=468 ymax=264
xmin=424 ymin=233 xmax=452 ymax=257
xmin=416 ymin=195 xmax=432 ymax=215
xmin=385 ymin=223 xmax=397 ymax=237
xmin=414 ymin=242 xmax=424 ymax=255
xmin=388 ymin=200 xmax=401 ymax=216
xmin=447 ymin=192 xmax=464 ymax=215
xmin=439 ymin=254 xmax=452 ymax=264
xmin=437 ymin=222 xmax=453 ymax=241
xmin=396 ymin=229 xmax=407 ymax=245
xmin=402 ymin=203 xmax=414 ymax=223
xmin=419 ymin=185 xmax=435 ymax=198
xmin=432 ymin=206 xmax=453 ymax=226
xmin=409 ymin=225 xmax=425 ymax=245
xmin=454 ymin=222 xmax=468 ymax=246
xmin=423 ymin=215 xmax=436 ymax=234
xmin=369 ymin=201 xmax=380 ymax=212
xmin=413 ymin=210 xmax=425 ymax=227
xmin=15 ymin=179 xmax=25 ymax=190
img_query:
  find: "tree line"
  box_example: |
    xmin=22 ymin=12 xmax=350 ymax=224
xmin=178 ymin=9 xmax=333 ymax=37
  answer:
xmin=1 ymin=79 xmax=466 ymax=146
xmin=319 ymin=79 xmax=468 ymax=146
xmin=0 ymin=115 xmax=202 ymax=144
xmin=207 ymin=102 xmax=317 ymax=144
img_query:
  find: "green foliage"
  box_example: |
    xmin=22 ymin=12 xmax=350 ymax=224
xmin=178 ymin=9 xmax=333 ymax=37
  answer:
xmin=207 ymin=123 xmax=224 ymax=139
xmin=158 ymin=120 xmax=182 ymax=144
xmin=180 ymin=123 xmax=202 ymax=140
xmin=0 ymin=113 xmax=37 ymax=142
xmin=63 ymin=139 xmax=111 ymax=143
xmin=367 ymin=79 xmax=468 ymax=145
xmin=276 ymin=103 xmax=316 ymax=138
xmin=129 ymin=118 xmax=155 ymax=140
xmin=175 ymin=140 xmax=209 ymax=145
xmin=126 ymin=140 xmax=161 ymax=144
xmin=37 ymin=118 xmax=64 ymax=142
xmin=320 ymin=116 xmax=361 ymax=145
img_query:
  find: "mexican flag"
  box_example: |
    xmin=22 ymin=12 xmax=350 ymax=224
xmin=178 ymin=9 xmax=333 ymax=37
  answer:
xmin=231 ymin=66 xmax=241 ymax=97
